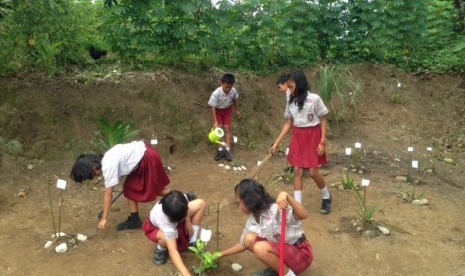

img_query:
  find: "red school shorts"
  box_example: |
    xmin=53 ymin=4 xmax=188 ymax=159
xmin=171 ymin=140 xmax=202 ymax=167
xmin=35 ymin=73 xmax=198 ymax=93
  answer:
xmin=215 ymin=106 xmax=233 ymax=126
xmin=142 ymin=218 xmax=191 ymax=252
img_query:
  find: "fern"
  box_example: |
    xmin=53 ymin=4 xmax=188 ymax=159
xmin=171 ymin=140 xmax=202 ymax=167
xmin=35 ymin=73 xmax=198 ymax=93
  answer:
xmin=96 ymin=118 xmax=139 ymax=151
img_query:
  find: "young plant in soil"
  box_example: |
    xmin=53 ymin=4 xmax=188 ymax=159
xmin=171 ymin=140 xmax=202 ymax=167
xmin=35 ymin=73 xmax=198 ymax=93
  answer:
xmin=95 ymin=118 xmax=139 ymax=151
xmin=341 ymin=168 xmax=358 ymax=190
xmin=352 ymin=179 xmax=381 ymax=230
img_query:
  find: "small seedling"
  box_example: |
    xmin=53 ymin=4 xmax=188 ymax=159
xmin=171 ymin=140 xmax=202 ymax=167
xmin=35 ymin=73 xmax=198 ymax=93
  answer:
xmin=189 ymin=230 xmax=221 ymax=274
xmin=352 ymin=142 xmax=363 ymax=169
xmin=352 ymin=179 xmax=382 ymax=229
xmin=341 ymin=169 xmax=358 ymax=190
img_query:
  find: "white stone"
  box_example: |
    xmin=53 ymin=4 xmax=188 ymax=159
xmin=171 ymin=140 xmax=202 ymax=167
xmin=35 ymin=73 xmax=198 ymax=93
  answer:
xmin=224 ymin=165 xmax=231 ymax=170
xmin=241 ymin=165 xmax=247 ymax=170
xmin=44 ymin=240 xmax=53 ymax=248
xmin=77 ymin=234 xmax=87 ymax=242
xmin=421 ymin=198 xmax=429 ymax=205
xmin=233 ymin=167 xmax=238 ymax=171
xmin=231 ymin=263 xmax=243 ymax=272
xmin=237 ymin=167 xmax=242 ymax=171
xmin=55 ymin=243 xmax=68 ymax=253
xmin=218 ymin=163 xmax=224 ymax=167
xmin=412 ymin=199 xmax=423 ymax=205
xmin=51 ymin=232 xmax=67 ymax=238
xmin=377 ymin=226 xmax=390 ymax=235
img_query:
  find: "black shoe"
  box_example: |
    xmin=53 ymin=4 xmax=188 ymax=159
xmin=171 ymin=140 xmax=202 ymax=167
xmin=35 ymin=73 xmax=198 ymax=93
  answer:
xmin=252 ymin=267 xmax=278 ymax=276
xmin=186 ymin=191 xmax=198 ymax=202
xmin=214 ymin=150 xmax=225 ymax=161
xmin=116 ymin=217 xmax=142 ymax=231
xmin=153 ymin=247 xmax=168 ymax=265
xmin=224 ymin=150 xmax=233 ymax=161
xmin=320 ymin=194 xmax=332 ymax=215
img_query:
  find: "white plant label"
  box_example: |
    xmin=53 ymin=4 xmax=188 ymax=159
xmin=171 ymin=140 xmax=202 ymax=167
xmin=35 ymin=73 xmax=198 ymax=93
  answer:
xmin=427 ymin=147 xmax=432 ymax=151
xmin=397 ymin=82 xmax=402 ymax=88
xmin=233 ymin=136 xmax=238 ymax=143
xmin=345 ymin=147 xmax=352 ymax=155
xmin=412 ymin=160 xmax=419 ymax=169
xmin=200 ymin=229 xmax=212 ymax=242
xmin=362 ymin=179 xmax=370 ymax=187
xmin=408 ymin=147 xmax=413 ymax=152
xmin=355 ymin=142 xmax=362 ymax=148
xmin=257 ymin=161 xmax=262 ymax=166
xmin=56 ymin=179 xmax=67 ymax=190
xmin=285 ymin=148 xmax=289 ymax=156
xmin=151 ymin=139 xmax=158 ymax=145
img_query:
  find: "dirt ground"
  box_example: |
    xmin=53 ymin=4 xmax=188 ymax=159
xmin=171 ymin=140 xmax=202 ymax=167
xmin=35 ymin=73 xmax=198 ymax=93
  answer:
xmin=0 ymin=65 xmax=464 ymax=276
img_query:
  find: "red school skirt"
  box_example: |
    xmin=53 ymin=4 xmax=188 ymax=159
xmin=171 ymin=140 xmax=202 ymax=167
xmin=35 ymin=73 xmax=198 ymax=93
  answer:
xmin=143 ymin=218 xmax=191 ymax=252
xmin=123 ymin=144 xmax=170 ymax=202
xmin=288 ymin=125 xmax=327 ymax=168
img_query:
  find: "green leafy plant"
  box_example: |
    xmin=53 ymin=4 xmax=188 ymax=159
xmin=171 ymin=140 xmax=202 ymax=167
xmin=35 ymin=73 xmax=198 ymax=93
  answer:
xmin=352 ymin=185 xmax=381 ymax=229
xmin=96 ymin=118 xmax=139 ymax=151
xmin=318 ymin=64 xmax=362 ymax=126
xmin=189 ymin=239 xmax=221 ymax=274
xmin=341 ymin=169 xmax=358 ymax=190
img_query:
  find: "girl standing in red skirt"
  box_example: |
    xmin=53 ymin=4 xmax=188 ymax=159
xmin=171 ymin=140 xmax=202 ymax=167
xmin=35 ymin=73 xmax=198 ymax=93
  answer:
xmin=271 ymin=70 xmax=332 ymax=215
xmin=70 ymin=140 xmax=171 ymax=230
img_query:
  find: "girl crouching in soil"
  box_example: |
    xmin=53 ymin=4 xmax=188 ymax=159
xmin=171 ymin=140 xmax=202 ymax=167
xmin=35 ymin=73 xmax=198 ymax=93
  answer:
xmin=70 ymin=140 xmax=171 ymax=231
xmin=143 ymin=191 xmax=206 ymax=276
xmin=220 ymin=179 xmax=313 ymax=276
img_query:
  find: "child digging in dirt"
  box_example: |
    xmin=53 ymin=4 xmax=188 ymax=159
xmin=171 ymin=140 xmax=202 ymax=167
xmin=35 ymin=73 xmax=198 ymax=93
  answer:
xmin=220 ymin=179 xmax=312 ymax=276
xmin=70 ymin=140 xmax=171 ymax=231
xmin=208 ymin=73 xmax=241 ymax=162
xmin=143 ymin=190 xmax=206 ymax=276
xmin=271 ymin=70 xmax=332 ymax=214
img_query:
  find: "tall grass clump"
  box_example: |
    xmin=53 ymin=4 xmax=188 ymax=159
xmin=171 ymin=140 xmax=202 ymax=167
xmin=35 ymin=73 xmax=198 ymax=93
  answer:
xmin=318 ymin=65 xmax=362 ymax=126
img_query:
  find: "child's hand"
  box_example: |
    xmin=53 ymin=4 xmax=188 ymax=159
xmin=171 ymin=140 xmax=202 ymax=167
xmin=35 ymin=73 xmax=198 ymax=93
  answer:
xmin=98 ymin=218 xmax=108 ymax=230
xmin=276 ymin=191 xmax=289 ymax=209
xmin=236 ymin=110 xmax=241 ymax=118
xmin=317 ymin=143 xmax=326 ymax=156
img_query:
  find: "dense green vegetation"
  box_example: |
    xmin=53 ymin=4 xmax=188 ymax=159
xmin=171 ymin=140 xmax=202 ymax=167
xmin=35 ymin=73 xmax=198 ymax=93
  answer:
xmin=0 ymin=0 xmax=464 ymax=75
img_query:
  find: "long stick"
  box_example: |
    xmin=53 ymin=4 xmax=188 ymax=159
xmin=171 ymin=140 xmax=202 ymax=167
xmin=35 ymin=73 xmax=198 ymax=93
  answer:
xmin=97 ymin=190 xmax=124 ymax=219
xmin=47 ymin=183 xmax=57 ymax=235
xmin=279 ymin=209 xmax=287 ymax=276
xmin=248 ymin=153 xmax=273 ymax=180
xmin=58 ymin=190 xmax=63 ymax=237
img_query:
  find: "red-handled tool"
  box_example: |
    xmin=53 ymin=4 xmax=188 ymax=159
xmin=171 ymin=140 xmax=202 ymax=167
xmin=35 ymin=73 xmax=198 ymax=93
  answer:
xmin=279 ymin=208 xmax=287 ymax=276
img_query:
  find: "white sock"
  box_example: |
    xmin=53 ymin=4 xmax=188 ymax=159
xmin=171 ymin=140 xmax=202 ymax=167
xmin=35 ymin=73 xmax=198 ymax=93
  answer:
xmin=226 ymin=147 xmax=230 ymax=151
xmin=190 ymin=225 xmax=200 ymax=243
xmin=321 ymin=186 xmax=330 ymax=199
xmin=294 ymin=190 xmax=302 ymax=203
xmin=284 ymin=269 xmax=296 ymax=276
xmin=157 ymin=244 xmax=167 ymax=251
xmin=218 ymin=147 xmax=223 ymax=151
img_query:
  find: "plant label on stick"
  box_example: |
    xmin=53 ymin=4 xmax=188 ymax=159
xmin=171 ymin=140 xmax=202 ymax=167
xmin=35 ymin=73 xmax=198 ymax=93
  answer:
xmin=345 ymin=147 xmax=352 ymax=155
xmin=355 ymin=142 xmax=362 ymax=149
xmin=285 ymin=148 xmax=289 ymax=156
xmin=151 ymin=139 xmax=158 ymax=145
xmin=200 ymin=229 xmax=212 ymax=242
xmin=427 ymin=147 xmax=432 ymax=151
xmin=408 ymin=147 xmax=413 ymax=152
xmin=56 ymin=179 xmax=67 ymax=190
xmin=412 ymin=160 xmax=419 ymax=169
xmin=257 ymin=161 xmax=262 ymax=166
xmin=362 ymin=179 xmax=370 ymax=187
xmin=233 ymin=136 xmax=238 ymax=144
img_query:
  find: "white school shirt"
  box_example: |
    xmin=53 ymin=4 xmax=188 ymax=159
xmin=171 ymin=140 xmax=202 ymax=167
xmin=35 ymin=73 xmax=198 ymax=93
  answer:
xmin=101 ymin=141 xmax=146 ymax=188
xmin=284 ymin=92 xmax=329 ymax=127
xmin=240 ymin=204 xmax=303 ymax=245
xmin=149 ymin=202 xmax=179 ymax=240
xmin=208 ymin=87 xmax=239 ymax=109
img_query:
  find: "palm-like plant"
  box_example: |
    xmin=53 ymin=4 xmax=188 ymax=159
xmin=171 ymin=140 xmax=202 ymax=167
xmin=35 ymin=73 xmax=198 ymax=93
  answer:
xmin=96 ymin=118 xmax=139 ymax=151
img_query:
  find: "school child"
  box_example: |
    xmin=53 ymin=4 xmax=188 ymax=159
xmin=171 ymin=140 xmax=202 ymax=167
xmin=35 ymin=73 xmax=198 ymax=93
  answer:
xmin=276 ymin=74 xmax=293 ymax=173
xmin=70 ymin=140 xmax=171 ymax=230
xmin=143 ymin=191 xmax=206 ymax=276
xmin=208 ymin=73 xmax=241 ymax=161
xmin=220 ymin=179 xmax=312 ymax=276
xmin=271 ymin=70 xmax=332 ymax=214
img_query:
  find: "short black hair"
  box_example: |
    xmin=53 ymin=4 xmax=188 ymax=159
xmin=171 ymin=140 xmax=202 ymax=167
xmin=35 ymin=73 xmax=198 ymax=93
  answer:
xmin=221 ymin=73 xmax=235 ymax=84
xmin=276 ymin=74 xmax=288 ymax=85
xmin=235 ymin=179 xmax=275 ymax=216
xmin=161 ymin=191 xmax=189 ymax=223
xmin=70 ymin=154 xmax=103 ymax=183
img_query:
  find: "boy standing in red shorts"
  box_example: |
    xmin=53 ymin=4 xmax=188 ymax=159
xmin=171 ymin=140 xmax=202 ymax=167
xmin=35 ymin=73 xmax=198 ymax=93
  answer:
xmin=208 ymin=73 xmax=241 ymax=161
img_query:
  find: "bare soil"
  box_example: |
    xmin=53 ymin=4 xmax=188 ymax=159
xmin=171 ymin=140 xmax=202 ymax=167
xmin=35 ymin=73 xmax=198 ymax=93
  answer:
xmin=0 ymin=65 xmax=464 ymax=276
